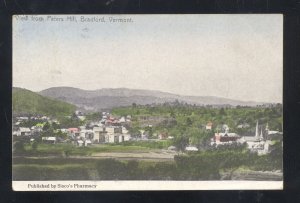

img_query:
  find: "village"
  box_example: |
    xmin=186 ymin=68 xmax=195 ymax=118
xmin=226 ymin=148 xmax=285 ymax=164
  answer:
xmin=12 ymin=110 xmax=283 ymax=155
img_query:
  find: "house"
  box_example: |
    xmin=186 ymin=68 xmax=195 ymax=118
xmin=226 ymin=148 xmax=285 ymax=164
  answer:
xmin=158 ymin=133 xmax=168 ymax=140
xmin=60 ymin=128 xmax=68 ymax=133
xmin=265 ymin=131 xmax=282 ymax=141
xmin=30 ymin=126 xmax=43 ymax=136
xmin=80 ymin=129 xmax=94 ymax=140
xmin=117 ymin=134 xmax=131 ymax=142
xmin=206 ymin=122 xmax=213 ymax=130
xmin=77 ymin=140 xmax=84 ymax=147
xmin=168 ymin=146 xmax=176 ymax=151
xmin=41 ymin=116 xmax=49 ymax=120
xmin=77 ymin=116 xmax=86 ymax=121
xmin=214 ymin=132 xmax=240 ymax=144
xmin=84 ymin=139 xmax=92 ymax=146
xmin=17 ymin=116 xmax=29 ymax=121
xmin=99 ymin=119 xmax=106 ymax=124
xmin=31 ymin=125 xmax=43 ymax=132
xmin=67 ymin=128 xmax=79 ymax=138
xmin=16 ymin=127 xmax=31 ymax=136
xmin=105 ymin=134 xmax=119 ymax=143
xmin=93 ymin=125 xmax=129 ymax=143
xmin=68 ymin=128 xmax=79 ymax=133
xmin=237 ymin=123 xmax=250 ymax=129
xmin=119 ymin=117 xmax=126 ymax=123
xmin=42 ymin=136 xmax=56 ymax=144
xmin=140 ymin=130 xmax=149 ymax=140
xmin=112 ymin=120 xmax=121 ymax=126
xmin=106 ymin=126 xmax=122 ymax=134
xmin=93 ymin=126 xmax=106 ymax=143
xmin=12 ymin=131 xmax=18 ymax=136
xmin=122 ymin=126 xmax=129 ymax=134
xmin=185 ymin=146 xmax=199 ymax=151
xmin=105 ymin=119 xmax=113 ymax=125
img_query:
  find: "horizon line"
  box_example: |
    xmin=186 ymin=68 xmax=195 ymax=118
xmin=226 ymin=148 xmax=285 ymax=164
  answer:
xmin=13 ymin=86 xmax=282 ymax=104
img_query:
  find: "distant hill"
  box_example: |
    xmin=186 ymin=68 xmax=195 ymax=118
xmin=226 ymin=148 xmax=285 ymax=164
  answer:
xmin=13 ymin=87 xmax=76 ymax=116
xmin=38 ymin=87 xmax=266 ymax=112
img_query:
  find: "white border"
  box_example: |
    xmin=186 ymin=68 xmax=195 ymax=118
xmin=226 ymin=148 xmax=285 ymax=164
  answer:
xmin=12 ymin=181 xmax=283 ymax=191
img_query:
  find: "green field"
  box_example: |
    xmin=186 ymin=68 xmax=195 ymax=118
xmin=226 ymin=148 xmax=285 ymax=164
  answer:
xmin=20 ymin=143 xmax=155 ymax=156
xmin=13 ymin=148 xmax=282 ymax=181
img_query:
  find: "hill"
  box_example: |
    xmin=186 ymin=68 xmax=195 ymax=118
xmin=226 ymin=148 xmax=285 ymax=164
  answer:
xmin=38 ymin=87 xmax=266 ymax=112
xmin=13 ymin=87 xmax=76 ymax=116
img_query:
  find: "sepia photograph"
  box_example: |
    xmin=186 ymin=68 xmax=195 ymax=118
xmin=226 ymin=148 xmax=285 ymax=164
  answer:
xmin=12 ymin=14 xmax=283 ymax=190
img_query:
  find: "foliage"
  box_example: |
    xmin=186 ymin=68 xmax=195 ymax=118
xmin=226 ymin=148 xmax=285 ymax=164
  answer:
xmin=13 ymin=164 xmax=90 ymax=180
xmin=13 ymin=142 xmax=282 ymax=181
xmin=17 ymin=119 xmax=45 ymax=128
xmin=173 ymin=136 xmax=189 ymax=152
xmin=85 ymin=112 xmax=102 ymax=121
xmin=13 ymin=87 xmax=76 ymax=117
xmin=112 ymin=104 xmax=282 ymax=141
xmin=13 ymin=140 xmax=26 ymax=154
xmin=57 ymin=116 xmax=84 ymax=128
xmin=31 ymin=141 xmax=38 ymax=152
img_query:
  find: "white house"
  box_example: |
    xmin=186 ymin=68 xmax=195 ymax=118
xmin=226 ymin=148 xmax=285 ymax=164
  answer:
xmin=42 ymin=136 xmax=56 ymax=144
xmin=118 ymin=134 xmax=131 ymax=142
xmin=206 ymin=122 xmax=213 ymax=130
xmin=237 ymin=123 xmax=250 ymax=129
xmin=168 ymin=146 xmax=176 ymax=151
xmin=122 ymin=126 xmax=129 ymax=134
xmin=77 ymin=116 xmax=86 ymax=121
xmin=119 ymin=117 xmax=126 ymax=123
xmin=16 ymin=127 xmax=31 ymax=136
xmin=185 ymin=146 xmax=199 ymax=151
xmin=84 ymin=139 xmax=92 ymax=146
xmin=77 ymin=140 xmax=84 ymax=147
xmin=140 ymin=130 xmax=148 ymax=140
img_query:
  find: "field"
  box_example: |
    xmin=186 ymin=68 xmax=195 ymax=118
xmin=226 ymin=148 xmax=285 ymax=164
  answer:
xmin=13 ymin=142 xmax=282 ymax=181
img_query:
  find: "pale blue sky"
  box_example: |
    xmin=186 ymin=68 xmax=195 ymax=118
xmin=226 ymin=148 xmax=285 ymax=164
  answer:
xmin=13 ymin=14 xmax=282 ymax=103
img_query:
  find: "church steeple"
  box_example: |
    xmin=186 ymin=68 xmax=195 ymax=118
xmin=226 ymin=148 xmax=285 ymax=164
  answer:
xmin=260 ymin=128 xmax=264 ymax=140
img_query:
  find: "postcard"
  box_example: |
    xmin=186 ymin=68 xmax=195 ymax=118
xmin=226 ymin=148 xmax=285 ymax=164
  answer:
xmin=12 ymin=14 xmax=283 ymax=191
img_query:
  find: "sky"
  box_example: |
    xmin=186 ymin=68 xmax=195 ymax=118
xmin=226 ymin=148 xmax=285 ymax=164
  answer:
xmin=13 ymin=14 xmax=283 ymax=103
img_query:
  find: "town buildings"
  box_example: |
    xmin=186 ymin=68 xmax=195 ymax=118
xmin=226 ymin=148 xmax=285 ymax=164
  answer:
xmin=12 ymin=112 xmax=132 ymax=146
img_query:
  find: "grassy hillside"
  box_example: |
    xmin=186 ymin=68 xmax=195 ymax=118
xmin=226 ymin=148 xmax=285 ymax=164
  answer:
xmin=13 ymin=87 xmax=76 ymax=116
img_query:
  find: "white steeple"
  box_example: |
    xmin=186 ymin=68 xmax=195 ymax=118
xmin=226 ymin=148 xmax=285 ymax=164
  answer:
xmin=260 ymin=128 xmax=264 ymax=140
